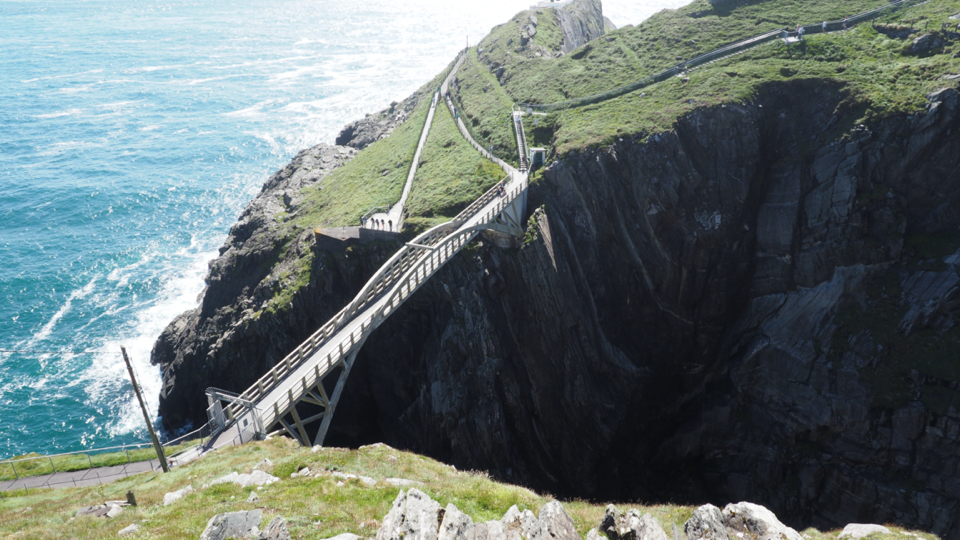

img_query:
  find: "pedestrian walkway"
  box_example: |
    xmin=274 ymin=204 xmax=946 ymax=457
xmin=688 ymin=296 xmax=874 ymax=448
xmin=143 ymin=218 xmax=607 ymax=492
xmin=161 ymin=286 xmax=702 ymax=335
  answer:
xmin=0 ymin=460 xmax=162 ymax=494
xmin=365 ymin=89 xmax=442 ymax=233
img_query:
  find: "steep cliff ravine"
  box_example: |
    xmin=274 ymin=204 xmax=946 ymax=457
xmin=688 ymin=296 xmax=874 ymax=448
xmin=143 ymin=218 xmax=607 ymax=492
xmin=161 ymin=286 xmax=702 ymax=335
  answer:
xmin=150 ymin=18 xmax=960 ymax=539
xmin=320 ymin=81 xmax=960 ymax=537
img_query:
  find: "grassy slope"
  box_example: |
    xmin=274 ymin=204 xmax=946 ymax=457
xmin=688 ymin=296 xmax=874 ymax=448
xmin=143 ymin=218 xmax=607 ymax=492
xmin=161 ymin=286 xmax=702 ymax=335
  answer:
xmin=485 ymin=0 xmax=893 ymax=103
xmin=451 ymin=48 xmax=520 ymax=166
xmin=457 ymin=0 xmax=960 ymax=156
xmin=403 ymin=104 xmax=505 ymax=233
xmin=0 ymin=440 xmax=692 ymax=540
xmin=254 ymin=68 xmax=452 ymax=314
xmin=0 ymin=440 xmax=943 ymax=540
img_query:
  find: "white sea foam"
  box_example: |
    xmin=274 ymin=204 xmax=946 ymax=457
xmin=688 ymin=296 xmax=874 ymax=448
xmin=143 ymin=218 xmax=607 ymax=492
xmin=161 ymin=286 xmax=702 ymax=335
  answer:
xmin=20 ymin=69 xmax=104 ymax=84
xmin=77 ymin=237 xmax=217 ymax=437
xmin=27 ymin=277 xmax=98 ymax=345
xmin=34 ymin=109 xmax=85 ymax=119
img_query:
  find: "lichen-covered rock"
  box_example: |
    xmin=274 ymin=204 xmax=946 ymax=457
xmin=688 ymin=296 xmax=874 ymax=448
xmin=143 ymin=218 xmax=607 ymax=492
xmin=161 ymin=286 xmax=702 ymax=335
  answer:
xmin=376 ymin=489 xmax=443 ymax=540
xmin=163 ymin=485 xmax=194 ymax=506
xmin=685 ymin=505 xmax=729 ymax=540
xmin=538 ymin=501 xmax=579 ymax=540
xmin=200 ymin=510 xmax=262 ymax=540
xmin=118 ymin=523 xmax=140 ymax=536
xmin=258 ymin=517 xmax=291 ymax=540
xmin=721 ymin=502 xmax=801 ymax=540
xmin=910 ymin=33 xmax=947 ymax=54
xmin=438 ymin=504 xmax=474 ymax=540
xmin=837 ymin=524 xmax=892 ymax=540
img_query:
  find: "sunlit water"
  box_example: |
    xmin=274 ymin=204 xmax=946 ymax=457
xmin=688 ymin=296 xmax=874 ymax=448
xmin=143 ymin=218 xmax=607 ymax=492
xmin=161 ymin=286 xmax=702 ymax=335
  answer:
xmin=0 ymin=0 xmax=690 ymax=458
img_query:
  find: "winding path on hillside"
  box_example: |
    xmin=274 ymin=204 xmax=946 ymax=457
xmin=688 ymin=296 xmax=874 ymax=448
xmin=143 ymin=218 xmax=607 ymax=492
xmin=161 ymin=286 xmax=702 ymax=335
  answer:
xmin=520 ymin=0 xmax=925 ymax=112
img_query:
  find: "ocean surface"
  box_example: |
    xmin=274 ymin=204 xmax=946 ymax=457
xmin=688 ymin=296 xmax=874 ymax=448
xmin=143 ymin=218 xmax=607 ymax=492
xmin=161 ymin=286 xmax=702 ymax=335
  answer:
xmin=0 ymin=0 xmax=690 ymax=459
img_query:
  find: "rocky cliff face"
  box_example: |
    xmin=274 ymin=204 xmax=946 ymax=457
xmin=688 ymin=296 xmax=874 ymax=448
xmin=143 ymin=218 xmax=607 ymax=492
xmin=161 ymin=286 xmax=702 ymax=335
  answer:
xmin=555 ymin=0 xmax=609 ymax=54
xmin=153 ymin=60 xmax=960 ymax=540
xmin=322 ymin=82 xmax=960 ymax=537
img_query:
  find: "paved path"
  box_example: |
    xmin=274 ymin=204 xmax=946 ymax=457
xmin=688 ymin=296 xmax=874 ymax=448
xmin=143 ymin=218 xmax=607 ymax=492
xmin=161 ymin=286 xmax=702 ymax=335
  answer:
xmin=0 ymin=460 xmax=163 ymax=493
xmin=366 ymin=90 xmax=441 ymax=233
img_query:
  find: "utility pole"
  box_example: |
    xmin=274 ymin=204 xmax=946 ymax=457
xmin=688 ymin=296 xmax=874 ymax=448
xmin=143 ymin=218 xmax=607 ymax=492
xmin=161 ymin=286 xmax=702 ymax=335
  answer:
xmin=121 ymin=347 xmax=169 ymax=473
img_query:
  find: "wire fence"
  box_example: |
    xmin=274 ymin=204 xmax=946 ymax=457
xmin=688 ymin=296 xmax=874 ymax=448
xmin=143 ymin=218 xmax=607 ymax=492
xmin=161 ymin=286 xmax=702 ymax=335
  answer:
xmin=0 ymin=421 xmax=218 ymax=495
xmin=520 ymin=0 xmax=924 ymax=113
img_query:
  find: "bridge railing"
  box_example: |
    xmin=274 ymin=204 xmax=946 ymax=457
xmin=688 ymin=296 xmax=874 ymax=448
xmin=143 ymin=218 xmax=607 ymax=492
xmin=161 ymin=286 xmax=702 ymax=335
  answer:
xmin=224 ymin=224 xmax=451 ymax=421
xmin=225 ymin=199 xmax=505 ymax=423
xmin=255 ymin=178 xmax=528 ymax=430
xmin=452 ymin=176 xmax=509 ymax=225
xmin=379 ymin=181 xmax=527 ymax=322
xmin=521 ymin=0 xmax=922 ymax=113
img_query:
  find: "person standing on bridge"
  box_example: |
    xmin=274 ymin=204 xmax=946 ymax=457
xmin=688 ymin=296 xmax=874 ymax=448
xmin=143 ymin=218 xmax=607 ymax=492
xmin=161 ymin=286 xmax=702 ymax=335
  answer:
xmin=388 ymin=219 xmax=393 ymax=232
xmin=822 ymin=20 xmax=827 ymax=33
xmin=842 ymin=17 xmax=848 ymax=30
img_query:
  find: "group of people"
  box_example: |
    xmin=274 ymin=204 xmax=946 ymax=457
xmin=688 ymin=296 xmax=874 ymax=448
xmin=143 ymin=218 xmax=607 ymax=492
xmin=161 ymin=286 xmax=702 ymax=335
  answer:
xmin=362 ymin=216 xmax=393 ymax=231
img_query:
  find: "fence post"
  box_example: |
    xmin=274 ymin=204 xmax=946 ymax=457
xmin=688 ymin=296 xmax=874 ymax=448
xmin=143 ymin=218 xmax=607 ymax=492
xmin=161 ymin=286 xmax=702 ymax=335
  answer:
xmin=11 ymin=462 xmax=18 ymax=480
xmin=87 ymin=454 xmax=93 ymax=470
xmin=49 ymin=457 xmax=56 ymax=474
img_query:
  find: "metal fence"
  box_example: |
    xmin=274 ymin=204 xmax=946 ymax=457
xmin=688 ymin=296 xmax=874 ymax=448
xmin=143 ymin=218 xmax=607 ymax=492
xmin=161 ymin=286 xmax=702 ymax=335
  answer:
xmin=0 ymin=421 xmax=216 ymax=495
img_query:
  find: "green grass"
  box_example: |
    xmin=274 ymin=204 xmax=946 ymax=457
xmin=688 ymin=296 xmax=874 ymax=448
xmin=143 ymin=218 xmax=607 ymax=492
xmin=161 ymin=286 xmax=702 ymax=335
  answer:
xmin=479 ymin=0 xmax=895 ymax=105
xmin=0 ymin=442 xmax=197 ymax=482
xmin=402 ymin=103 xmax=505 ymax=230
xmin=0 ymin=439 xmax=942 ymax=539
xmin=0 ymin=439 xmax=696 ymax=540
xmin=456 ymin=0 xmax=960 ymax=156
xmin=287 ymin=91 xmax=433 ymax=233
xmin=451 ymin=48 xmax=520 ymax=166
xmin=251 ymin=68 xmax=451 ymax=314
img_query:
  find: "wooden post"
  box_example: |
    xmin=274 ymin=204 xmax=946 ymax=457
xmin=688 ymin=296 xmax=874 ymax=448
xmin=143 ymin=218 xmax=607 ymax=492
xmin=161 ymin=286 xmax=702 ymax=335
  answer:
xmin=121 ymin=347 xmax=169 ymax=473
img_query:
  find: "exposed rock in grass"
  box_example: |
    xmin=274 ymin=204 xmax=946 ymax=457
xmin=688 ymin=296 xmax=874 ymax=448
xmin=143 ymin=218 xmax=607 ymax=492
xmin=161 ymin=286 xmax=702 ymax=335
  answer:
xmin=211 ymin=470 xmax=279 ymax=488
xmin=259 ymin=517 xmax=292 ymax=540
xmin=76 ymin=502 xmax=125 ymax=519
xmin=910 ymin=33 xmax=948 ymax=55
xmin=376 ymin=488 xmax=442 ymax=540
xmin=199 ymin=510 xmax=262 ymax=540
xmin=685 ymin=505 xmax=729 ymax=540
xmin=117 ymin=523 xmax=140 ymax=536
xmin=163 ymin=485 xmax=194 ymax=506
xmin=837 ymin=524 xmax=892 ymax=539
xmin=601 ymin=506 xmax=668 ymax=540
xmin=385 ymin=478 xmax=422 ymax=487
xmin=721 ymin=502 xmax=801 ymax=540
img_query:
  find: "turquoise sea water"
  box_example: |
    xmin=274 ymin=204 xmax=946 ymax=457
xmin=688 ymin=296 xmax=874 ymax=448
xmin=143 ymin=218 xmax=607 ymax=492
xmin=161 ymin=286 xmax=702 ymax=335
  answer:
xmin=0 ymin=0 xmax=689 ymax=458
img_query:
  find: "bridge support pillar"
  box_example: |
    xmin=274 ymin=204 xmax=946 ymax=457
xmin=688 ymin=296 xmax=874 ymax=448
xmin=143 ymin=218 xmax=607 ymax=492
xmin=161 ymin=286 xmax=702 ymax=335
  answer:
xmin=313 ymin=346 xmax=363 ymax=446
